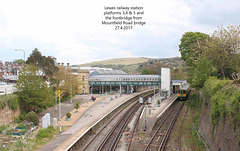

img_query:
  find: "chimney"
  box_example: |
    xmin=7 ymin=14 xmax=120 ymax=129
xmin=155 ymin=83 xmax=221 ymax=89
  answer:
xmin=67 ymin=63 xmax=70 ymax=69
xmin=62 ymin=63 xmax=64 ymax=67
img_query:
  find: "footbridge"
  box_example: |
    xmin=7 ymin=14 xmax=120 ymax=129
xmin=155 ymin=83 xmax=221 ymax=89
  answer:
xmin=89 ymin=75 xmax=161 ymax=94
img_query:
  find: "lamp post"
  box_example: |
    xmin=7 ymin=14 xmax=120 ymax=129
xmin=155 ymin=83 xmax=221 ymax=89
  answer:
xmin=15 ymin=49 xmax=25 ymax=63
xmin=59 ymin=91 xmax=62 ymax=133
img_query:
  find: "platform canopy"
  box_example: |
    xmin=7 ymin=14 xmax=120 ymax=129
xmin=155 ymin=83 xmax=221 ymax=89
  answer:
xmin=89 ymin=74 xmax=161 ymax=86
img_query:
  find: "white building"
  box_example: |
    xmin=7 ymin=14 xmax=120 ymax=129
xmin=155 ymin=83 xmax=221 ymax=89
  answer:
xmin=161 ymin=68 xmax=171 ymax=96
xmin=0 ymin=82 xmax=17 ymax=95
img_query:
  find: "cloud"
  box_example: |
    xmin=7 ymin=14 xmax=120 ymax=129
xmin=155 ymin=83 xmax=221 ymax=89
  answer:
xmin=189 ymin=0 xmax=240 ymax=26
xmin=1 ymin=0 xmax=240 ymax=65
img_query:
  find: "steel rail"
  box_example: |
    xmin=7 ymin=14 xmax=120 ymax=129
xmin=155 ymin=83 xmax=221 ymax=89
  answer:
xmin=144 ymin=101 xmax=178 ymax=151
xmin=95 ymin=93 xmax=153 ymax=151
xmin=178 ymin=105 xmax=189 ymax=151
xmin=127 ymin=104 xmax=143 ymax=151
xmin=109 ymin=103 xmax=141 ymax=151
xmin=82 ymin=98 xmax=135 ymax=151
xmin=158 ymin=102 xmax=184 ymax=151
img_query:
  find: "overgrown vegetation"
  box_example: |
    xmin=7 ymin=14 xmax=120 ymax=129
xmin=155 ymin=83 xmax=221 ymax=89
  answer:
xmin=0 ymin=94 xmax=19 ymax=111
xmin=185 ymin=91 xmax=205 ymax=150
xmin=186 ymin=91 xmax=202 ymax=128
xmin=179 ymin=25 xmax=240 ymax=147
xmin=203 ymin=77 xmax=240 ymax=144
xmin=0 ymin=124 xmax=8 ymax=133
xmin=26 ymin=111 xmax=39 ymax=125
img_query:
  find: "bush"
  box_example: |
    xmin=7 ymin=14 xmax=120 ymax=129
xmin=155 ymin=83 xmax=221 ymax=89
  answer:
xmin=74 ymin=101 xmax=80 ymax=112
xmin=66 ymin=112 xmax=71 ymax=118
xmin=0 ymin=125 xmax=8 ymax=133
xmin=37 ymin=126 xmax=54 ymax=139
xmin=20 ymin=129 xmax=27 ymax=133
xmin=26 ymin=111 xmax=39 ymax=125
xmin=15 ymin=112 xmax=27 ymax=123
xmin=17 ymin=123 xmax=26 ymax=128
xmin=0 ymin=94 xmax=19 ymax=111
xmin=37 ymin=129 xmax=49 ymax=138
xmin=19 ymin=112 xmax=27 ymax=121
xmin=7 ymin=94 xmax=19 ymax=111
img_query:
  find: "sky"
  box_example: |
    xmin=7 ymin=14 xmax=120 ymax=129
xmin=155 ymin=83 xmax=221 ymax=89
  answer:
xmin=0 ymin=0 xmax=240 ymax=65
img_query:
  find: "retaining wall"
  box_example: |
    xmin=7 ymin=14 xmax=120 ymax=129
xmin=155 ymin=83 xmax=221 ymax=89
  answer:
xmin=0 ymin=105 xmax=20 ymax=125
xmin=198 ymin=98 xmax=240 ymax=151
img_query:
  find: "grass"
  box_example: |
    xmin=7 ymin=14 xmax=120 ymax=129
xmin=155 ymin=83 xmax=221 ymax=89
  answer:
xmin=1 ymin=126 xmax=70 ymax=151
xmin=77 ymin=57 xmax=149 ymax=66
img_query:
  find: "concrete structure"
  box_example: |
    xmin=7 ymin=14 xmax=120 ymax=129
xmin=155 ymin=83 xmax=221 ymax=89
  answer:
xmin=161 ymin=68 xmax=171 ymax=96
xmin=42 ymin=115 xmax=48 ymax=128
xmin=46 ymin=113 xmax=51 ymax=127
xmin=53 ymin=118 xmax=57 ymax=129
xmin=0 ymin=82 xmax=17 ymax=95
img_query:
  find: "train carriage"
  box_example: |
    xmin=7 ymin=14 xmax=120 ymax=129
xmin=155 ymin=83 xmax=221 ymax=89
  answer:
xmin=177 ymin=84 xmax=190 ymax=100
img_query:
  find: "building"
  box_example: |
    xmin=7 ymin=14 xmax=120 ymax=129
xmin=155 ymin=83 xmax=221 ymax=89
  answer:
xmin=72 ymin=68 xmax=90 ymax=94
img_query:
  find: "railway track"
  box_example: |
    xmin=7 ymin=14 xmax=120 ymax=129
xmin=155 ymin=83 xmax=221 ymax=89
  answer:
xmin=126 ymin=102 xmax=142 ymax=151
xmin=80 ymin=92 xmax=153 ymax=151
xmin=95 ymin=94 xmax=152 ymax=151
xmin=144 ymin=101 xmax=184 ymax=151
xmin=178 ymin=104 xmax=189 ymax=151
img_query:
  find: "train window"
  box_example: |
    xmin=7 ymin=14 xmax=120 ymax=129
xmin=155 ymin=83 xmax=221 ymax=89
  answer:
xmin=183 ymin=90 xmax=186 ymax=94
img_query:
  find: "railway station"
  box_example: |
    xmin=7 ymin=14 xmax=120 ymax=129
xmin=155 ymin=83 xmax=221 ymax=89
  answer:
xmin=88 ymin=67 xmax=173 ymax=95
xmin=38 ymin=67 xmax=188 ymax=151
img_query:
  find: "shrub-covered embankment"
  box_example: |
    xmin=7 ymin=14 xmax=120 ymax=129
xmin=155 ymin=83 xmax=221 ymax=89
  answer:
xmin=198 ymin=77 xmax=240 ymax=151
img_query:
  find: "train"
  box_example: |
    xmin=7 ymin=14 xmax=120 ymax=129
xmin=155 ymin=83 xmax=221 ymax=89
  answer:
xmin=177 ymin=84 xmax=191 ymax=100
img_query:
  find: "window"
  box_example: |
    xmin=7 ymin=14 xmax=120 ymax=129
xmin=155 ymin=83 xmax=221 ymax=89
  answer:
xmin=82 ymin=76 xmax=85 ymax=82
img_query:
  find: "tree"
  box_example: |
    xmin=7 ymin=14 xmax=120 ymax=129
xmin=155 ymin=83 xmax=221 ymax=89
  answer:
xmin=54 ymin=65 xmax=81 ymax=98
xmin=172 ymin=66 xmax=188 ymax=80
xmin=179 ymin=32 xmax=213 ymax=87
xmin=141 ymin=68 xmax=151 ymax=75
xmin=73 ymin=101 xmax=80 ymax=112
xmin=204 ymin=25 xmax=240 ymax=79
xmin=141 ymin=62 xmax=163 ymax=75
xmin=16 ymin=64 xmax=54 ymax=112
xmin=179 ymin=32 xmax=209 ymax=67
xmin=14 ymin=59 xmax=25 ymax=65
xmin=190 ymin=56 xmax=213 ymax=88
xmin=26 ymin=48 xmax=58 ymax=79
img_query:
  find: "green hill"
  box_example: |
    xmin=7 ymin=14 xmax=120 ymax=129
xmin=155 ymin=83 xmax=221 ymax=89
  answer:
xmin=77 ymin=57 xmax=150 ymax=66
xmin=73 ymin=57 xmax=185 ymax=74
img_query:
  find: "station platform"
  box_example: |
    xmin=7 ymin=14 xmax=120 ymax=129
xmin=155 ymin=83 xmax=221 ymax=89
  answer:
xmin=139 ymin=94 xmax=177 ymax=132
xmin=38 ymin=92 xmax=142 ymax=151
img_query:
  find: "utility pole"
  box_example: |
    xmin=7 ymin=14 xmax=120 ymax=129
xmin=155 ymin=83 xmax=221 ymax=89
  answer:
xmin=59 ymin=91 xmax=62 ymax=133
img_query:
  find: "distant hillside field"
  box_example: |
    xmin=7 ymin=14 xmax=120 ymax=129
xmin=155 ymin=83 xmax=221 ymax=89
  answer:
xmin=78 ymin=57 xmax=150 ymax=66
xmin=74 ymin=57 xmax=185 ymax=74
